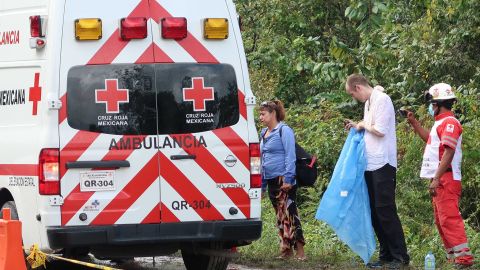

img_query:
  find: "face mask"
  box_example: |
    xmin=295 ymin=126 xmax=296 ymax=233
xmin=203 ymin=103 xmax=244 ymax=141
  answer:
xmin=428 ymin=104 xmax=435 ymax=116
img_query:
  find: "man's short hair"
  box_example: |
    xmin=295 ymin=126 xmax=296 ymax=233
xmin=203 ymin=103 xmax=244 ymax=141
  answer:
xmin=346 ymin=74 xmax=370 ymax=89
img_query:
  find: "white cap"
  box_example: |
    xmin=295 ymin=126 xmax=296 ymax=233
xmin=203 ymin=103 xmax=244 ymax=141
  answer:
xmin=428 ymin=83 xmax=456 ymax=100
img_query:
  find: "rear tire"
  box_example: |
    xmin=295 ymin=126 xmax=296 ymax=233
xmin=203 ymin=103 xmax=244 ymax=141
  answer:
xmin=0 ymin=201 xmax=19 ymax=219
xmin=181 ymin=242 xmax=230 ymax=270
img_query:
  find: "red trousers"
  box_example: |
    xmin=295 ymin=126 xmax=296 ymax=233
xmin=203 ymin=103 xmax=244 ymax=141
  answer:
xmin=433 ymin=172 xmax=474 ymax=266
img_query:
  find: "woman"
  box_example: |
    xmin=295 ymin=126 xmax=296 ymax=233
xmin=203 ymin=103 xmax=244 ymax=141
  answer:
xmin=259 ymin=100 xmax=306 ymax=260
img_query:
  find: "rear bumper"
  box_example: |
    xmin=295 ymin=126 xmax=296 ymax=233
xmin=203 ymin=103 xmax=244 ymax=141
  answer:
xmin=47 ymin=219 xmax=262 ymax=249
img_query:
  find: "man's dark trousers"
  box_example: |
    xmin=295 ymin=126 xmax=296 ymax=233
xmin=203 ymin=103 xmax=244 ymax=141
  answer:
xmin=365 ymin=163 xmax=410 ymax=263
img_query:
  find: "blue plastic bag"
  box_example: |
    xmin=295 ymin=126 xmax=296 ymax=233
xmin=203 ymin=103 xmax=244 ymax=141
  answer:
xmin=315 ymin=129 xmax=376 ymax=264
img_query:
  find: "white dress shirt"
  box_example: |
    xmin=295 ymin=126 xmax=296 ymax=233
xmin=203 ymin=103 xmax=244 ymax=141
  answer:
xmin=363 ymin=88 xmax=397 ymax=171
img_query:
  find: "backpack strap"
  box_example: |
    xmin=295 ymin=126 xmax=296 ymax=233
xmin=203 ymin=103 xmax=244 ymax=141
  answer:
xmin=260 ymin=128 xmax=267 ymax=141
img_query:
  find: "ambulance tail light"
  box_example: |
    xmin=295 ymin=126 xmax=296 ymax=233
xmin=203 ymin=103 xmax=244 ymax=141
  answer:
xmin=161 ymin=17 xmax=187 ymax=40
xmin=120 ymin=17 xmax=148 ymax=40
xmin=39 ymin=148 xmax=60 ymax=195
xmin=30 ymin=15 xmax=45 ymax=37
xmin=249 ymin=143 xmax=262 ymax=188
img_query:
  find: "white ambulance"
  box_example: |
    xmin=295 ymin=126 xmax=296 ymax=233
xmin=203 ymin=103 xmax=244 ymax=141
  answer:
xmin=0 ymin=0 xmax=262 ymax=269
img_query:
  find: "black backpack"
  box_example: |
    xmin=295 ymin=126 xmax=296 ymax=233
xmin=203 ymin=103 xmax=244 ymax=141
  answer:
xmin=262 ymin=125 xmax=318 ymax=187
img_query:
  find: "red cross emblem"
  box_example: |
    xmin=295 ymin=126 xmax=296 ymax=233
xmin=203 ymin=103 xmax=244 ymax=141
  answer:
xmin=183 ymin=77 xmax=214 ymax=112
xmin=95 ymin=79 xmax=129 ymax=114
xmin=29 ymin=73 xmax=42 ymax=116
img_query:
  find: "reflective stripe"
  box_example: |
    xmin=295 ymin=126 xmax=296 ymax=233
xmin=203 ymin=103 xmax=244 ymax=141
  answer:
xmin=442 ymin=136 xmax=458 ymax=147
xmin=454 ymin=250 xmax=473 ymax=257
xmin=443 ymin=135 xmax=458 ymax=143
xmin=452 ymin=243 xmax=472 ymax=257
xmin=453 ymin=243 xmax=469 ymax=251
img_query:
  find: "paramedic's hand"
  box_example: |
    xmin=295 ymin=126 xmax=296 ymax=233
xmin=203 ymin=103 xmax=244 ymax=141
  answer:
xmin=429 ymin=177 xmax=440 ymax=197
xmin=280 ymin=183 xmax=292 ymax=192
xmin=406 ymin=110 xmax=416 ymax=125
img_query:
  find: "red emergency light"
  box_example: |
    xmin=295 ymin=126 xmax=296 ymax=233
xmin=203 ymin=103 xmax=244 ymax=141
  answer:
xmin=30 ymin=15 xmax=44 ymax=37
xmin=161 ymin=17 xmax=187 ymax=40
xmin=120 ymin=17 xmax=148 ymax=40
xmin=39 ymin=148 xmax=60 ymax=195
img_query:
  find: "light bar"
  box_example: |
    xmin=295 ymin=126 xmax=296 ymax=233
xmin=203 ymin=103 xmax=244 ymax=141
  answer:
xmin=204 ymin=18 xmax=229 ymax=39
xmin=161 ymin=17 xmax=187 ymax=40
xmin=120 ymin=17 xmax=148 ymax=40
xmin=75 ymin=18 xmax=102 ymax=40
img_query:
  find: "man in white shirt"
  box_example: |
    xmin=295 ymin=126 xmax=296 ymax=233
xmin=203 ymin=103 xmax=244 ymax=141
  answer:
xmin=345 ymin=74 xmax=409 ymax=269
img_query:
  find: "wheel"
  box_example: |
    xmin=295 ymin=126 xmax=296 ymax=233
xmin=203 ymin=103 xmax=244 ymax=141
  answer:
xmin=181 ymin=242 xmax=230 ymax=270
xmin=0 ymin=201 xmax=19 ymax=219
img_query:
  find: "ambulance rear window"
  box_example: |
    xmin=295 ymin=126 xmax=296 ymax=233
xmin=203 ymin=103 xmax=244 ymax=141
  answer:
xmin=67 ymin=64 xmax=239 ymax=135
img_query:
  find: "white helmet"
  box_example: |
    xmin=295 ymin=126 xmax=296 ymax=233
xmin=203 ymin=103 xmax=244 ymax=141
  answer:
xmin=427 ymin=83 xmax=456 ymax=101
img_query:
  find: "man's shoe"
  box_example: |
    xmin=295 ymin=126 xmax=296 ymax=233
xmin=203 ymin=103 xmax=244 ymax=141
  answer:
xmin=387 ymin=260 xmax=409 ymax=269
xmin=367 ymin=260 xmax=390 ymax=269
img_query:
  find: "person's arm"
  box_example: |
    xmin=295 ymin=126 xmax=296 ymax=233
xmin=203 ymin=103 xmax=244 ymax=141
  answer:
xmin=280 ymin=126 xmax=296 ymax=189
xmin=429 ymin=147 xmax=455 ymax=196
xmin=358 ymin=121 xmax=385 ymax=137
xmin=406 ymin=111 xmax=429 ymax=142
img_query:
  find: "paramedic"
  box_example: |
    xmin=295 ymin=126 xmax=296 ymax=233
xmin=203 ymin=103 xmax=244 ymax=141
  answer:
xmin=406 ymin=83 xmax=474 ymax=268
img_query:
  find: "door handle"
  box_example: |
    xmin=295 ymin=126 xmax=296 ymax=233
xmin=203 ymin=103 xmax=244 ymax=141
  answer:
xmin=66 ymin=160 xmax=130 ymax=169
xmin=170 ymin=154 xmax=196 ymax=160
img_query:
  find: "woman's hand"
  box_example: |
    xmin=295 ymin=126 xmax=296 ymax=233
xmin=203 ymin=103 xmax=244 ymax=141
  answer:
xmin=280 ymin=183 xmax=292 ymax=192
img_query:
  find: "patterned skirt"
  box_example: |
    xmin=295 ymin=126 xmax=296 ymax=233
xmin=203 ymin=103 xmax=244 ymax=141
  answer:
xmin=267 ymin=176 xmax=305 ymax=254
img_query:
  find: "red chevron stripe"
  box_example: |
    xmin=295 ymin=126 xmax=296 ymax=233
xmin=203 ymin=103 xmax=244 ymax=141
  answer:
xmin=135 ymin=44 xmax=155 ymax=63
xmin=59 ymin=94 xmax=67 ymax=124
xmin=159 ymin=203 xmax=180 ymax=223
xmin=238 ymin=90 xmax=247 ymax=119
xmin=159 ymin=152 xmax=223 ymax=221
xmin=153 ymin=44 xmax=174 ymax=63
xmin=170 ymin=134 xmax=250 ymax=218
xmin=90 ymin=154 xmax=159 ymax=225
xmin=141 ymin=203 xmax=161 ymax=224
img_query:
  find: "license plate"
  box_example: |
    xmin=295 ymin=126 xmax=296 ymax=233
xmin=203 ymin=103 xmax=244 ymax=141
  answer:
xmin=80 ymin=171 xmax=115 ymax=192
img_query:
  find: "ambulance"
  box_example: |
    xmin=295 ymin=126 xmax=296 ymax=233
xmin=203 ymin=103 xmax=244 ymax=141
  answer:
xmin=0 ymin=0 xmax=262 ymax=269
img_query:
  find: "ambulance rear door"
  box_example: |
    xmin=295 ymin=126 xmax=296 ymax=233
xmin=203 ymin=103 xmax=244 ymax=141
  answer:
xmin=58 ymin=0 xmax=161 ymax=226
xmin=149 ymin=0 xmax=252 ymax=222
